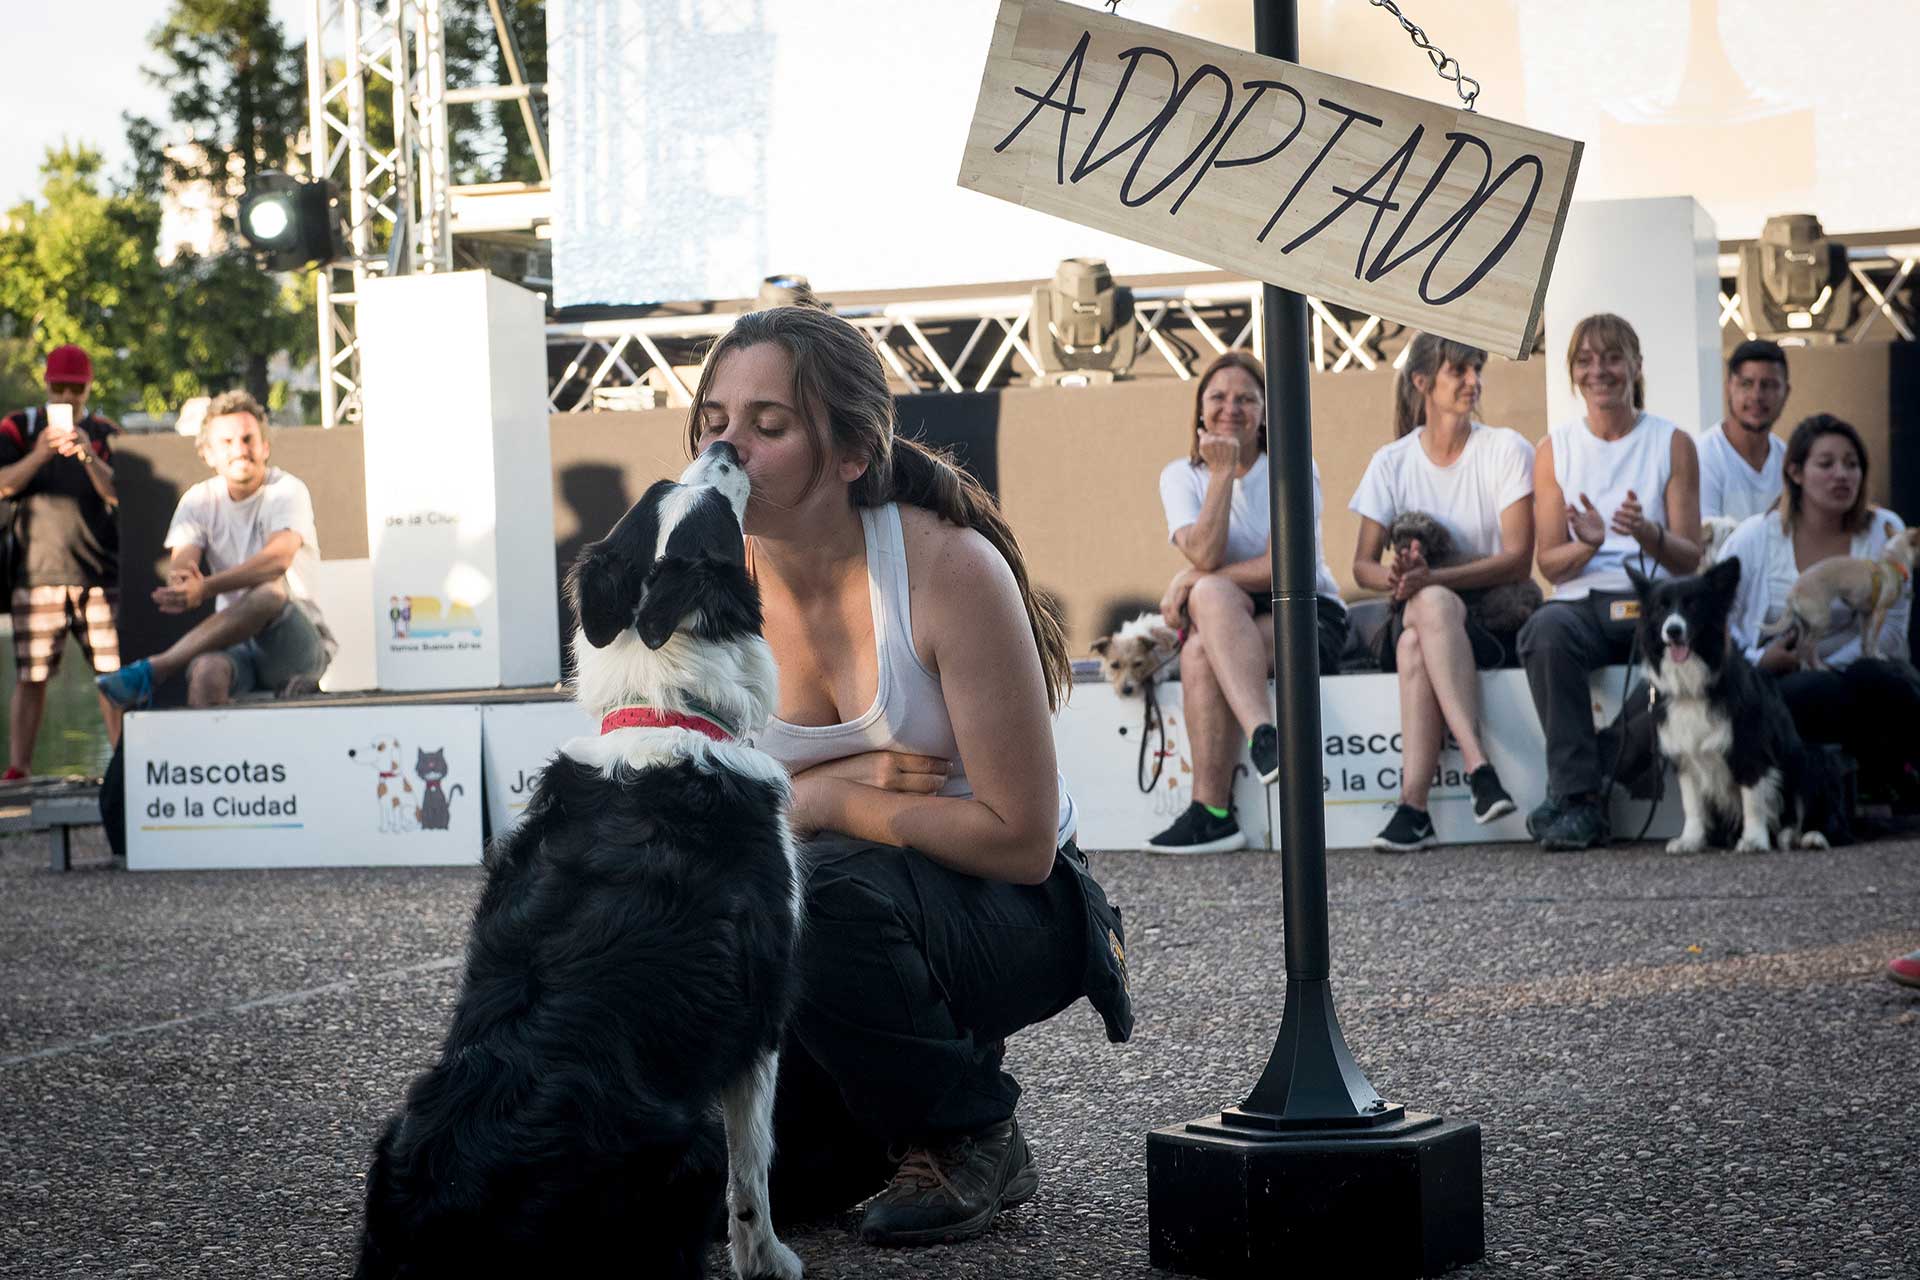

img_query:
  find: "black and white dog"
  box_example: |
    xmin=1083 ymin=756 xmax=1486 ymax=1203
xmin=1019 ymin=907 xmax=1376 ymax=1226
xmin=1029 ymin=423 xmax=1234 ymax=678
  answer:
xmin=1628 ymin=559 xmax=1844 ymax=854
xmin=356 ymin=442 xmax=804 ymax=1280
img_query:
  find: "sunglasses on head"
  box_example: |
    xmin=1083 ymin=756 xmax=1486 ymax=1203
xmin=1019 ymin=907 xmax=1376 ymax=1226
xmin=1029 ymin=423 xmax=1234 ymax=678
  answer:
xmin=47 ymin=382 xmax=87 ymax=396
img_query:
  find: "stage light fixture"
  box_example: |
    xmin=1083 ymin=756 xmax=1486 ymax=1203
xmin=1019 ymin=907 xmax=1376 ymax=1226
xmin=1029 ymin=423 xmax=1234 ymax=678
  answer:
xmin=754 ymin=273 xmax=824 ymax=311
xmin=1028 ymin=257 xmax=1138 ymax=385
xmin=237 ymin=172 xmax=344 ymax=273
xmin=1736 ymin=213 xmax=1854 ymax=343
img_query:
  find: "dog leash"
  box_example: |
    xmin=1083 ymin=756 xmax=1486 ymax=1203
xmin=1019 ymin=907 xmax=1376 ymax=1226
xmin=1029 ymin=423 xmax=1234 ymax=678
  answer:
xmin=1135 ymin=628 xmax=1188 ymax=794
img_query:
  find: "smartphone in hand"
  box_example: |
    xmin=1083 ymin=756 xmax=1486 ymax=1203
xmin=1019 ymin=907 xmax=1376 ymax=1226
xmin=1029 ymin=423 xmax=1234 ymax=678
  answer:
xmin=46 ymin=403 xmax=75 ymax=433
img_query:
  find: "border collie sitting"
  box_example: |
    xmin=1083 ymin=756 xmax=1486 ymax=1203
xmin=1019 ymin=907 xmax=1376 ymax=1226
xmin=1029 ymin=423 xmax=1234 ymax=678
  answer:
xmin=355 ymin=442 xmax=804 ymax=1280
xmin=1628 ymin=560 xmax=1843 ymax=854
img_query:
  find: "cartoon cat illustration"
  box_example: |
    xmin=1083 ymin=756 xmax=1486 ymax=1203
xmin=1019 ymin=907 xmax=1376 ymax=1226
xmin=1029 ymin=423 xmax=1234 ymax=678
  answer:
xmin=413 ymin=747 xmax=464 ymax=831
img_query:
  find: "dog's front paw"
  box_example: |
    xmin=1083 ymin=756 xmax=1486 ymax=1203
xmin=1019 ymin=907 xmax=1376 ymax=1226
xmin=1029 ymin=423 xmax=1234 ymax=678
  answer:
xmin=1665 ymin=833 xmax=1707 ymax=855
xmin=1797 ymin=830 xmax=1831 ymax=851
xmin=731 ymin=1233 xmax=803 ymax=1280
xmin=1733 ymin=831 xmax=1771 ymax=854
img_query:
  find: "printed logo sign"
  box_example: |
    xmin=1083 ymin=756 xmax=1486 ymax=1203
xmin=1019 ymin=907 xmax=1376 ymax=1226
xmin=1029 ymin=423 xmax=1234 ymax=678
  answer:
xmin=126 ymin=705 xmax=484 ymax=870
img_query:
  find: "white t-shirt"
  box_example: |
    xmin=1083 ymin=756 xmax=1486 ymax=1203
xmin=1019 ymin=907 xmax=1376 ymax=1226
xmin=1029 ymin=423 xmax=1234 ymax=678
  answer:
xmin=1698 ymin=421 xmax=1785 ymax=522
xmin=165 ymin=467 xmax=324 ymax=614
xmin=1348 ymin=423 xmax=1534 ymax=562
xmin=1158 ymin=452 xmax=1344 ymax=605
xmin=1547 ymin=412 xmax=1683 ymax=601
xmin=1724 ymin=507 xmax=1910 ymax=668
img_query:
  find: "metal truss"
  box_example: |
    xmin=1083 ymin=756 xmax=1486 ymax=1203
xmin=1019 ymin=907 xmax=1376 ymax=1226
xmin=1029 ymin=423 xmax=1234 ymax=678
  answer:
xmin=307 ymin=0 xmax=548 ymax=427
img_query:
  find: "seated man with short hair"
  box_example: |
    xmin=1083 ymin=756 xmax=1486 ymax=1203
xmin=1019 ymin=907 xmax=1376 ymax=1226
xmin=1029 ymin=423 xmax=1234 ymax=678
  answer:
xmin=98 ymin=391 xmax=334 ymax=709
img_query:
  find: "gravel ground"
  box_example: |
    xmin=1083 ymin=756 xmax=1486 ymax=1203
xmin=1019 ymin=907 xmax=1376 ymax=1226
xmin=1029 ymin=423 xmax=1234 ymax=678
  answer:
xmin=2 ymin=828 xmax=1915 ymax=1279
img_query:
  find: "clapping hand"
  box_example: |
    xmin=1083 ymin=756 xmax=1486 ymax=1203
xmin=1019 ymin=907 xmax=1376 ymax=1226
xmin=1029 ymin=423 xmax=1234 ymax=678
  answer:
xmin=1198 ymin=430 xmax=1240 ymax=473
xmin=1610 ymin=488 xmax=1659 ymax=548
xmin=1569 ymin=493 xmax=1606 ymax=548
xmin=1388 ymin=537 xmax=1431 ymax=603
xmin=153 ymin=563 xmax=208 ymax=613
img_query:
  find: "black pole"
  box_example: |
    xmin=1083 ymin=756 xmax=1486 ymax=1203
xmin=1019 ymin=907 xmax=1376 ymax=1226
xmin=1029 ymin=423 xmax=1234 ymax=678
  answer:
xmin=1230 ymin=0 xmax=1385 ymax=1125
xmin=1147 ymin=8 xmax=1486 ymax=1268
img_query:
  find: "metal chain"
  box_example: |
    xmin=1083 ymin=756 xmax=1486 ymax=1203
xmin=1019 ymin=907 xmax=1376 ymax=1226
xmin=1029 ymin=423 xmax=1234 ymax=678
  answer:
xmin=1367 ymin=0 xmax=1480 ymax=111
xmin=1099 ymin=0 xmax=1479 ymax=112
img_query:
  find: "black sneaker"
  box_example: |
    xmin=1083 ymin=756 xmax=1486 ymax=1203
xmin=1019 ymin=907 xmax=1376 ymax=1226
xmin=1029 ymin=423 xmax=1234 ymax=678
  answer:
xmin=1468 ymin=764 xmax=1515 ymax=824
xmin=1540 ymin=799 xmax=1609 ymax=852
xmin=859 ymin=1118 xmax=1039 ymax=1247
xmin=1146 ymin=802 xmax=1248 ymax=854
xmin=1372 ymin=803 xmax=1435 ymax=853
xmin=1249 ymin=723 xmax=1280 ymax=784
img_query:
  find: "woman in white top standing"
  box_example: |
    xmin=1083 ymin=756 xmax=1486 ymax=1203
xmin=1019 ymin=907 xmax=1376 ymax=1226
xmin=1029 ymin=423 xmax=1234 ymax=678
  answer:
xmin=1519 ymin=313 xmax=1703 ymax=851
xmin=1721 ymin=413 xmax=1920 ymax=786
xmin=689 ymin=306 xmax=1132 ymax=1246
xmin=1349 ymin=333 xmax=1534 ymax=852
xmin=1149 ymin=350 xmax=1350 ymax=854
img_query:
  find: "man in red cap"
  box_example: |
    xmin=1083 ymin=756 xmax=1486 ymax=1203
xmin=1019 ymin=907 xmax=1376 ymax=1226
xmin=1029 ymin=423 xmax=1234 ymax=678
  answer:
xmin=0 ymin=344 xmax=122 ymax=779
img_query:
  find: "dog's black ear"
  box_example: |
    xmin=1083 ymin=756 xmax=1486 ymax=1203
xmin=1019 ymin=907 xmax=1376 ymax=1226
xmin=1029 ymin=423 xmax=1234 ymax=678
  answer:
xmin=1090 ymin=636 xmax=1112 ymax=657
xmin=1704 ymin=555 xmax=1742 ymax=598
xmin=633 ymin=559 xmax=695 ymax=650
xmin=1625 ymin=564 xmax=1653 ymax=600
xmin=568 ymin=541 xmax=642 ymax=648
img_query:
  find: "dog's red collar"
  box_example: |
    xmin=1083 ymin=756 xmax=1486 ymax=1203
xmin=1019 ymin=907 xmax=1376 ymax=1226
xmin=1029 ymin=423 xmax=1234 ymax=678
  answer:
xmin=379 ymin=770 xmax=399 ymax=779
xmin=601 ymin=706 xmax=733 ymax=742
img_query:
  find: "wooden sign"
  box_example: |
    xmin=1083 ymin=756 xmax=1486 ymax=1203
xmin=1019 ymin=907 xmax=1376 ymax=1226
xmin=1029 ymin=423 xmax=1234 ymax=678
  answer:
xmin=958 ymin=0 xmax=1582 ymax=359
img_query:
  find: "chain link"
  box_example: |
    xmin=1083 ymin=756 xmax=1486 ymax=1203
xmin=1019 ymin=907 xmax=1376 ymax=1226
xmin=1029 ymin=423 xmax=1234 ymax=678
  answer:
xmin=1099 ymin=0 xmax=1479 ymax=112
xmin=1367 ymin=0 xmax=1479 ymax=111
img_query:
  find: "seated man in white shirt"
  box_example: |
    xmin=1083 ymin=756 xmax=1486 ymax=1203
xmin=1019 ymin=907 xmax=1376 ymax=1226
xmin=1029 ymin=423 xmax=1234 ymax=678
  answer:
xmin=98 ymin=390 xmax=334 ymax=708
xmin=1698 ymin=339 xmax=1789 ymax=521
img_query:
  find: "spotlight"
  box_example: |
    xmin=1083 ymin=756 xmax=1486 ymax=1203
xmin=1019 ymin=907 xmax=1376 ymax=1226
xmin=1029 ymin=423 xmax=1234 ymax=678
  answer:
xmin=754 ymin=273 xmax=824 ymax=311
xmin=237 ymin=172 xmax=344 ymax=272
xmin=1736 ymin=213 xmax=1854 ymax=343
xmin=1028 ymin=257 xmax=1137 ymax=385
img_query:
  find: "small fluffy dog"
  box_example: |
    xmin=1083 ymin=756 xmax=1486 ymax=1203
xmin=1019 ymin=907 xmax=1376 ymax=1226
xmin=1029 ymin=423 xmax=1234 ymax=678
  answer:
xmin=1629 ymin=560 xmax=1844 ymax=853
xmin=355 ymin=442 xmax=804 ymax=1280
xmin=1385 ymin=511 xmax=1541 ymax=633
xmin=1760 ymin=524 xmax=1920 ymax=670
xmin=1698 ymin=515 xmax=1741 ymax=566
xmin=1089 ymin=611 xmax=1181 ymax=696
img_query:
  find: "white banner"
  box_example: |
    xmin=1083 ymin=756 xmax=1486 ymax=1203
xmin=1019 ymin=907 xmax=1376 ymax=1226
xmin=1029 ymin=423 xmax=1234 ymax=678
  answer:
xmin=126 ymin=705 xmax=484 ymax=870
xmin=480 ymin=701 xmax=600 ymax=838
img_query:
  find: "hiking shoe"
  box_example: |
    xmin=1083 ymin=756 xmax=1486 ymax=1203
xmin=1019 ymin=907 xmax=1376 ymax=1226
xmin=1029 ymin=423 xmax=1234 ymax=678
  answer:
xmin=1372 ymin=804 xmax=1435 ymax=853
xmin=1469 ymin=764 xmax=1515 ymax=824
xmin=1889 ymin=948 xmax=1920 ymax=989
xmin=1146 ymin=802 xmax=1247 ymax=854
xmin=1249 ymin=723 xmax=1280 ymax=784
xmin=859 ymin=1118 xmax=1039 ymax=1247
xmin=97 ymin=659 xmax=155 ymax=709
xmin=1525 ymin=796 xmax=1562 ymax=841
xmin=1539 ymin=799 xmax=1609 ymax=852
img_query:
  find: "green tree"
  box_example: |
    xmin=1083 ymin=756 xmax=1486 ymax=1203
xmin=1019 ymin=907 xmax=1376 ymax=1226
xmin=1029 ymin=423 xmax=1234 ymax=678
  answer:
xmin=445 ymin=0 xmax=548 ymax=185
xmin=126 ymin=0 xmax=308 ymax=405
xmin=0 ymin=146 xmax=173 ymax=419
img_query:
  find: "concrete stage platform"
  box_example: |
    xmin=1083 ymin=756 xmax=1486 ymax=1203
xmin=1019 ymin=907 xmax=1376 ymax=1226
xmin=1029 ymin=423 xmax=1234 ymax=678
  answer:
xmin=3 ymin=826 xmax=1915 ymax=1278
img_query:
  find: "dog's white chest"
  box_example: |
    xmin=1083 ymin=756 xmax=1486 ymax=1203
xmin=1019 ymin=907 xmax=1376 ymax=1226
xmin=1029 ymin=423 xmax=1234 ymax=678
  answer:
xmin=1658 ymin=695 xmax=1738 ymax=812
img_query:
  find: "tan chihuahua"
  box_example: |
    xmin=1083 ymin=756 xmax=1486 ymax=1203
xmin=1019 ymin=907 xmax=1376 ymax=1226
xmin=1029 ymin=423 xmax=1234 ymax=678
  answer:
xmin=1762 ymin=524 xmax=1920 ymax=669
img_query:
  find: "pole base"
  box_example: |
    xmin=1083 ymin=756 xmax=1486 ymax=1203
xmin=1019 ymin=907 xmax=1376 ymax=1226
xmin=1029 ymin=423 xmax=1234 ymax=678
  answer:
xmin=1147 ymin=1111 xmax=1484 ymax=1278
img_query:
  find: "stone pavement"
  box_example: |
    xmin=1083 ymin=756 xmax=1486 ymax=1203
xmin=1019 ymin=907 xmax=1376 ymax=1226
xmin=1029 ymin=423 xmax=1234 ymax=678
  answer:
xmin=2 ymin=827 xmax=1915 ymax=1279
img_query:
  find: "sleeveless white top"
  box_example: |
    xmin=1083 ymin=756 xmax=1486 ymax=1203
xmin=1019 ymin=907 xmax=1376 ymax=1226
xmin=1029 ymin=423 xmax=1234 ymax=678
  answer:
xmin=1548 ymin=412 xmax=1681 ymax=601
xmin=755 ymin=503 xmax=1078 ymax=845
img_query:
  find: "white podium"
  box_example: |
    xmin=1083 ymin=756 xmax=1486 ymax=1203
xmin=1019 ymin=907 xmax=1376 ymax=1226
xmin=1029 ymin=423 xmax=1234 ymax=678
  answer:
xmin=356 ymin=271 xmax=560 ymax=690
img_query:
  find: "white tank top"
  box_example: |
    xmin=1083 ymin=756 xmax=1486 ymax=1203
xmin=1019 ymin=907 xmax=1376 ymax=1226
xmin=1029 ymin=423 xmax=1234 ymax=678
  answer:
xmin=755 ymin=503 xmax=1078 ymax=845
xmin=1549 ymin=412 xmax=1680 ymax=601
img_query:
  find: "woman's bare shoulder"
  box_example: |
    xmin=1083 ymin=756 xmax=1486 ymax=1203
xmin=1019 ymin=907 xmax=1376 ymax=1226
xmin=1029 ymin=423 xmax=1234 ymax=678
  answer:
xmin=898 ymin=503 xmax=1012 ymax=594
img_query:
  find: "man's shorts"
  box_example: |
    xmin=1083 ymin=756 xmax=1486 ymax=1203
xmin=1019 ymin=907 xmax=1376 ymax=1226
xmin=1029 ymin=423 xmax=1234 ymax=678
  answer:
xmin=220 ymin=599 xmax=333 ymax=696
xmin=10 ymin=585 xmax=120 ymax=682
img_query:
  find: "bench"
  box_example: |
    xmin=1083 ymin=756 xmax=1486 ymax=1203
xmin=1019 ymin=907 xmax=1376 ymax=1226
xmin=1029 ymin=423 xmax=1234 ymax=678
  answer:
xmin=0 ymin=781 xmax=105 ymax=871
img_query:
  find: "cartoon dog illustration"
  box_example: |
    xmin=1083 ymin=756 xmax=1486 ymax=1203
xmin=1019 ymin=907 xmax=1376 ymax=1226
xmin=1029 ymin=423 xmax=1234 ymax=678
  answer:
xmin=348 ymin=737 xmax=420 ymax=833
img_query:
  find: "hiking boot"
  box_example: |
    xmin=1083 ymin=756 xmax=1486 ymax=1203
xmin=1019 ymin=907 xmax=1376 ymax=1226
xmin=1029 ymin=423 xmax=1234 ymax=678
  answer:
xmin=97 ymin=659 xmax=155 ymax=710
xmin=1146 ymin=802 xmax=1247 ymax=855
xmin=1539 ymin=799 xmax=1609 ymax=852
xmin=1469 ymin=764 xmax=1515 ymax=824
xmin=859 ymin=1118 xmax=1039 ymax=1247
xmin=1372 ymin=803 xmax=1435 ymax=854
xmin=1249 ymin=723 xmax=1280 ymax=784
xmin=1525 ymin=796 xmax=1562 ymax=841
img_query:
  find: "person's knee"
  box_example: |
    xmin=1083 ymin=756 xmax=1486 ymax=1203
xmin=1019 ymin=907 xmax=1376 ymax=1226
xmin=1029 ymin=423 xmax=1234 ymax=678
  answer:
xmin=1395 ymin=625 xmax=1425 ymax=676
xmin=185 ymin=654 xmax=235 ymax=706
xmin=1179 ymin=627 xmax=1216 ymax=680
xmin=1404 ymin=585 xmax=1464 ymax=631
xmin=232 ymin=580 xmax=289 ymax=626
xmin=1186 ymin=573 xmax=1246 ymax=620
xmin=1517 ymin=607 xmax=1565 ymax=661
